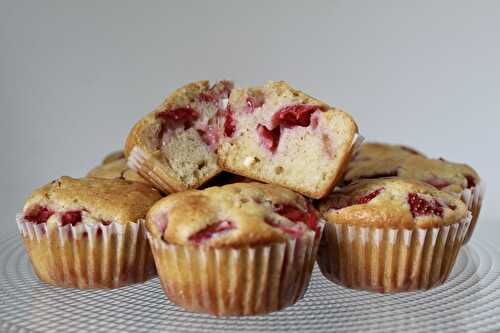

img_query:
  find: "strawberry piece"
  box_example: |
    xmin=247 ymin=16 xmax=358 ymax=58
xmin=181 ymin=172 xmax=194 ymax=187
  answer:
xmin=257 ymin=124 xmax=280 ymax=152
xmin=464 ymin=174 xmax=476 ymax=188
xmin=355 ymin=188 xmax=384 ymax=204
xmin=271 ymin=104 xmax=322 ymax=128
xmin=24 ymin=206 xmax=54 ymax=224
xmin=224 ymin=105 xmax=236 ymax=137
xmin=189 ymin=220 xmax=235 ymax=244
xmin=157 ymin=107 xmax=199 ymax=124
xmin=407 ymin=193 xmax=444 ymax=218
xmin=329 ymin=188 xmax=384 ymax=209
xmin=197 ymin=125 xmax=219 ymax=149
xmin=264 ymin=217 xmax=303 ymax=238
xmin=426 ymin=178 xmax=451 ymax=190
xmin=61 ymin=211 xmax=82 ymax=226
xmin=273 ymin=203 xmax=319 ymax=230
xmin=199 ymin=92 xmax=216 ymax=103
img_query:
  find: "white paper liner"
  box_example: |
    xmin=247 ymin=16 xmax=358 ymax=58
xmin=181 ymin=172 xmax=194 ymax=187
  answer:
xmin=461 ymin=181 xmax=484 ymax=244
xmin=16 ymin=215 xmax=156 ymax=289
xmin=147 ymin=222 xmax=324 ymax=316
xmin=317 ymin=213 xmax=471 ymax=293
xmin=350 ymin=133 xmax=365 ymax=157
xmin=128 ymin=146 xmax=181 ymax=194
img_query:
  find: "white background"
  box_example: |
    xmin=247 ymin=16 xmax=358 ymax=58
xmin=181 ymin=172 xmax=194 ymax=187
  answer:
xmin=1 ymin=1 xmax=498 ymax=240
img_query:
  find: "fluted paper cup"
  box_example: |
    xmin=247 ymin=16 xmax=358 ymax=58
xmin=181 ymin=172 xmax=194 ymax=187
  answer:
xmin=317 ymin=213 xmax=471 ymax=293
xmin=17 ymin=216 xmax=156 ymax=289
xmin=461 ymin=181 xmax=484 ymax=244
xmin=147 ymin=222 xmax=324 ymax=316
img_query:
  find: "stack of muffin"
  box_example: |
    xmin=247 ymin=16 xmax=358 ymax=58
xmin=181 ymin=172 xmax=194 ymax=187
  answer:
xmin=18 ymin=80 xmax=483 ymax=316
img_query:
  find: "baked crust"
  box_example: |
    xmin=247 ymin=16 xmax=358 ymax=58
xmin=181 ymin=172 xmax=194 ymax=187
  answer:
xmin=352 ymin=142 xmax=424 ymax=161
xmin=319 ymin=178 xmax=467 ymax=228
xmin=217 ymin=81 xmax=358 ymax=199
xmin=87 ymin=158 xmax=151 ymax=185
xmin=345 ymin=154 xmax=480 ymax=194
xmin=146 ymin=182 xmax=320 ymax=247
xmin=101 ymin=150 xmax=125 ymax=164
xmin=23 ymin=176 xmax=162 ymax=225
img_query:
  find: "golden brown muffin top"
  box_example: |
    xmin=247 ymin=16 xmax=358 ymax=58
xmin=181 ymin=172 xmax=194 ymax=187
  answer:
xmin=87 ymin=158 xmax=151 ymax=185
xmin=319 ymin=178 xmax=467 ymax=228
xmin=101 ymin=150 xmax=125 ymax=165
xmin=345 ymin=154 xmax=480 ymax=194
xmin=352 ymin=142 xmax=425 ymax=162
xmin=146 ymin=182 xmax=321 ymax=247
xmin=22 ymin=176 xmax=162 ymax=226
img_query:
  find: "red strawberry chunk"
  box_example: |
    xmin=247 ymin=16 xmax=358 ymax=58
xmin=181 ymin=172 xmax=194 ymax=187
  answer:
xmin=257 ymin=124 xmax=280 ymax=152
xmin=355 ymin=188 xmax=384 ymax=204
xmin=264 ymin=218 xmax=303 ymax=238
xmin=224 ymin=105 xmax=236 ymax=137
xmin=329 ymin=188 xmax=384 ymax=209
xmin=189 ymin=220 xmax=235 ymax=244
xmin=271 ymin=104 xmax=322 ymax=128
xmin=197 ymin=125 xmax=219 ymax=149
xmin=407 ymin=193 xmax=444 ymax=218
xmin=24 ymin=206 xmax=54 ymax=224
xmin=61 ymin=211 xmax=82 ymax=226
xmin=464 ymin=174 xmax=476 ymax=189
xmin=425 ymin=178 xmax=451 ymax=190
xmin=157 ymin=107 xmax=199 ymax=123
xmin=274 ymin=203 xmax=319 ymax=230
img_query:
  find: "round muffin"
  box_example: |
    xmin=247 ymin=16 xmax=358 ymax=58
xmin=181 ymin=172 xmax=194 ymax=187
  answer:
xmin=101 ymin=150 xmax=125 ymax=164
xmin=18 ymin=176 xmax=162 ymax=289
xmin=318 ymin=178 xmax=470 ymax=293
xmin=146 ymin=182 xmax=324 ymax=316
xmin=344 ymin=154 xmax=482 ymax=243
xmin=87 ymin=158 xmax=151 ymax=185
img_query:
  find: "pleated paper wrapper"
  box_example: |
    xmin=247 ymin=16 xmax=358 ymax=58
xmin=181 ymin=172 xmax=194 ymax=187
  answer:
xmin=17 ymin=216 xmax=156 ymax=289
xmin=461 ymin=181 xmax=484 ymax=244
xmin=147 ymin=222 xmax=324 ymax=316
xmin=317 ymin=213 xmax=472 ymax=293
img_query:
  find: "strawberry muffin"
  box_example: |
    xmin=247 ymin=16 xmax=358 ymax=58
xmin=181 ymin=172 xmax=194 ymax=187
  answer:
xmin=125 ymin=80 xmax=233 ymax=193
xmin=344 ymin=154 xmax=482 ymax=243
xmin=218 ymin=81 xmax=360 ymax=199
xmin=318 ymin=178 xmax=470 ymax=293
xmin=146 ymin=182 xmax=324 ymax=316
xmin=17 ymin=176 xmax=162 ymax=288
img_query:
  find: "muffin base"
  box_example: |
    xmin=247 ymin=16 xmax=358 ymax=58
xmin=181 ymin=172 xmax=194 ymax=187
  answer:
xmin=17 ymin=216 xmax=156 ymax=289
xmin=147 ymin=224 xmax=324 ymax=316
xmin=461 ymin=181 xmax=484 ymax=244
xmin=317 ymin=214 xmax=471 ymax=293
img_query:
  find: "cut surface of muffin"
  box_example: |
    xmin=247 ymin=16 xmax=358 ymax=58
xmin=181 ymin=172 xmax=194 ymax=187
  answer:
xmin=126 ymin=80 xmax=233 ymax=193
xmin=217 ymin=81 xmax=359 ymax=199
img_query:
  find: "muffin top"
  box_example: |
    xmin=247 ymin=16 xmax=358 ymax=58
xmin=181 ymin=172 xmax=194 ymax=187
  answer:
xmin=352 ymin=142 xmax=424 ymax=162
xmin=319 ymin=178 xmax=468 ymax=228
xmin=146 ymin=182 xmax=321 ymax=247
xmin=345 ymin=154 xmax=480 ymax=194
xmin=87 ymin=158 xmax=151 ymax=185
xmin=23 ymin=176 xmax=162 ymax=227
xmin=101 ymin=150 xmax=125 ymax=165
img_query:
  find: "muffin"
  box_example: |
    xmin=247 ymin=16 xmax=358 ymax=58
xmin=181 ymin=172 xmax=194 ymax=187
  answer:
xmin=318 ymin=178 xmax=470 ymax=293
xmin=146 ymin=182 xmax=324 ymax=316
xmin=17 ymin=176 xmax=162 ymax=288
xmin=218 ymin=81 xmax=360 ymax=199
xmin=125 ymin=80 xmax=233 ymax=193
xmin=87 ymin=157 xmax=152 ymax=185
xmin=345 ymin=154 xmax=482 ymax=243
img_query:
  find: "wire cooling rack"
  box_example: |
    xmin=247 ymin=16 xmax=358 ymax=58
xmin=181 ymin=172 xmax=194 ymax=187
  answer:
xmin=1 ymin=233 xmax=500 ymax=333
